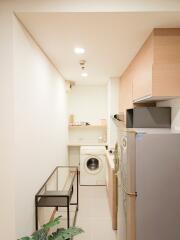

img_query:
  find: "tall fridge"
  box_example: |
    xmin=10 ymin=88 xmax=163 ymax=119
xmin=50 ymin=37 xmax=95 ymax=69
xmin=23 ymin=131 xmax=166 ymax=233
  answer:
xmin=115 ymin=128 xmax=180 ymax=240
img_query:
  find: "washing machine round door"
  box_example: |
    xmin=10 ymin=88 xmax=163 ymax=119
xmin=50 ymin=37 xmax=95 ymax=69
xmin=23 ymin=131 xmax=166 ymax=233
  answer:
xmin=84 ymin=155 xmax=103 ymax=174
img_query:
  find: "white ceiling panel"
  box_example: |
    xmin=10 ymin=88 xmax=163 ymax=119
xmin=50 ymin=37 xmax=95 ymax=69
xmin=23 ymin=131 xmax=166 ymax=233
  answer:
xmin=17 ymin=12 xmax=180 ymax=84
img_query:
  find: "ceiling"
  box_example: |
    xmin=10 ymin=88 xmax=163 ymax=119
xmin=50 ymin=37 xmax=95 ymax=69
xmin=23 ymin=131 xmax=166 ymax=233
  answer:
xmin=17 ymin=12 xmax=180 ymax=85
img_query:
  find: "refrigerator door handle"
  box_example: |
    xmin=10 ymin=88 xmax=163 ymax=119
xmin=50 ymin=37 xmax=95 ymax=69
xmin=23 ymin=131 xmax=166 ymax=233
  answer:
xmin=121 ymin=183 xmax=137 ymax=197
xmin=114 ymin=142 xmax=120 ymax=174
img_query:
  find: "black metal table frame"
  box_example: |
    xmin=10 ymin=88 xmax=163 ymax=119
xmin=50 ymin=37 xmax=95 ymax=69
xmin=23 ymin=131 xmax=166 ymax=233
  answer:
xmin=35 ymin=166 xmax=79 ymax=230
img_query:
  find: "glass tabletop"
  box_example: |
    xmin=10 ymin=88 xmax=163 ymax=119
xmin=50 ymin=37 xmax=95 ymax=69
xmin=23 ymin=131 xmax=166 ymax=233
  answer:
xmin=36 ymin=166 xmax=77 ymax=197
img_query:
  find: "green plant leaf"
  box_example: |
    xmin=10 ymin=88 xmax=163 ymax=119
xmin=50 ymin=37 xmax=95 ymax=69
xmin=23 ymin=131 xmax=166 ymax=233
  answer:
xmin=18 ymin=237 xmax=32 ymax=240
xmin=61 ymin=227 xmax=84 ymax=239
xmin=31 ymin=229 xmax=48 ymax=240
xmin=43 ymin=216 xmax=62 ymax=231
xmin=48 ymin=227 xmax=84 ymax=240
xmin=18 ymin=216 xmax=84 ymax=240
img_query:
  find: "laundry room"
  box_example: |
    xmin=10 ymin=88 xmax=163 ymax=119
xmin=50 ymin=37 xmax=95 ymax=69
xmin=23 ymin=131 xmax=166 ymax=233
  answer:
xmin=66 ymin=83 xmax=118 ymax=239
xmin=67 ymin=84 xmax=108 ymax=167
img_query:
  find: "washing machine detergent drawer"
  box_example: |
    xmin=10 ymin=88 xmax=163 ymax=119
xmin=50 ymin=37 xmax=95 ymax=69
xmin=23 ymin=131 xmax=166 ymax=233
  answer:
xmin=80 ymin=146 xmax=106 ymax=155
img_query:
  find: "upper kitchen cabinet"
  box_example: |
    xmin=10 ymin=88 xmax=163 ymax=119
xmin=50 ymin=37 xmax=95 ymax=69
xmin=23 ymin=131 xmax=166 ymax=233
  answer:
xmin=125 ymin=28 xmax=180 ymax=103
xmin=119 ymin=64 xmax=134 ymax=114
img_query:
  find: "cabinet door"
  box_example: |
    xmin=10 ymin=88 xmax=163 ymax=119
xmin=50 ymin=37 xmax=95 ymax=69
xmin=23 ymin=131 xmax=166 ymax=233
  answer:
xmin=119 ymin=67 xmax=133 ymax=115
xmin=132 ymin=34 xmax=153 ymax=101
xmin=152 ymin=29 xmax=180 ymax=97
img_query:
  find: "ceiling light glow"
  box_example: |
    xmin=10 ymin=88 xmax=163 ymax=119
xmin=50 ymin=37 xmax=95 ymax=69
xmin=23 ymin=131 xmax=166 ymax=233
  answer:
xmin=74 ymin=47 xmax=85 ymax=54
xmin=81 ymin=72 xmax=88 ymax=77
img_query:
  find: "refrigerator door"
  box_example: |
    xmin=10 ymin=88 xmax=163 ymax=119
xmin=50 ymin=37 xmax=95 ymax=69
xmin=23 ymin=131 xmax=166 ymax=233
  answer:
xmin=136 ymin=132 xmax=180 ymax=240
xmin=118 ymin=181 xmax=127 ymax=240
xmin=118 ymin=131 xmax=136 ymax=193
xmin=118 ymin=176 xmax=136 ymax=240
xmin=117 ymin=130 xmax=137 ymax=240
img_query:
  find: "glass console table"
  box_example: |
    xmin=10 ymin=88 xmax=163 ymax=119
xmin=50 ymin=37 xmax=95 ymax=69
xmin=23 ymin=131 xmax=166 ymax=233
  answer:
xmin=35 ymin=166 xmax=79 ymax=230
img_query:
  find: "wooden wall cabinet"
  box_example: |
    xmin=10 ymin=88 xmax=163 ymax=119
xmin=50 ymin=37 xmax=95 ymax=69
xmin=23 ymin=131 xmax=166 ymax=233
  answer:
xmin=119 ymin=65 xmax=133 ymax=115
xmin=133 ymin=28 xmax=180 ymax=103
xmin=120 ymin=28 xmax=180 ymax=112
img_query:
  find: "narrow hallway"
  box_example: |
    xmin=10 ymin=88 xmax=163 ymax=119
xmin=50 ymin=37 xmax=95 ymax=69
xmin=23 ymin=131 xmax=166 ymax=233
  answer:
xmin=75 ymin=186 xmax=117 ymax=240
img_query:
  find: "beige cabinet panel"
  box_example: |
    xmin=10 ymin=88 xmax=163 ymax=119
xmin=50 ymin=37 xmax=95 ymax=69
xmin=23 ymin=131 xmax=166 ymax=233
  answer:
xmin=119 ymin=28 xmax=180 ymax=113
xmin=130 ymin=28 xmax=180 ymax=103
xmin=153 ymin=63 xmax=180 ymax=97
xmin=132 ymin=34 xmax=153 ymax=101
xmin=154 ymin=28 xmax=180 ymax=64
xmin=119 ymin=67 xmax=133 ymax=115
xmin=152 ymin=29 xmax=180 ymax=97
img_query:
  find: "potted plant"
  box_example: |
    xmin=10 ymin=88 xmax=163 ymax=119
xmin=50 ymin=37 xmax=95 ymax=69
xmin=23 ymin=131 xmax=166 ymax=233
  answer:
xmin=19 ymin=216 xmax=83 ymax=240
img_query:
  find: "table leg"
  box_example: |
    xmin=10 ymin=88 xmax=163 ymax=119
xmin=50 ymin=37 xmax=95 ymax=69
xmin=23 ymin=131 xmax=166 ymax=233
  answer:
xmin=67 ymin=200 xmax=70 ymax=228
xmin=77 ymin=170 xmax=79 ymax=211
xmin=35 ymin=197 xmax=38 ymax=230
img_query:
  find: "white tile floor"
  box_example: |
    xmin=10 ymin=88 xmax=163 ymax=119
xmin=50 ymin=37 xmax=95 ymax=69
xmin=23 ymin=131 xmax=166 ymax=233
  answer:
xmin=75 ymin=186 xmax=117 ymax=240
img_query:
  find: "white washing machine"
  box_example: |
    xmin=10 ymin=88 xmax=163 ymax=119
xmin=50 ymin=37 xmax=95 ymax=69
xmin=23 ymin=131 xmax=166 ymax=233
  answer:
xmin=80 ymin=146 xmax=106 ymax=185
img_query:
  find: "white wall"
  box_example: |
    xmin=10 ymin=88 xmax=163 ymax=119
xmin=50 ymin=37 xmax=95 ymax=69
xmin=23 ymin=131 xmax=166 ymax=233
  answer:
xmin=157 ymin=98 xmax=180 ymax=130
xmin=0 ymin=3 xmax=15 ymax=239
xmin=107 ymin=78 xmax=120 ymax=148
xmin=68 ymin=85 xmax=107 ymax=144
xmin=68 ymin=85 xmax=107 ymax=124
xmin=13 ymin=17 xmax=68 ymax=238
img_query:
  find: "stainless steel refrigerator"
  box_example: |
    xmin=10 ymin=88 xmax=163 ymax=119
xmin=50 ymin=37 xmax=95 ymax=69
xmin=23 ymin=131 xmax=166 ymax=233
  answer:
xmin=114 ymin=128 xmax=180 ymax=240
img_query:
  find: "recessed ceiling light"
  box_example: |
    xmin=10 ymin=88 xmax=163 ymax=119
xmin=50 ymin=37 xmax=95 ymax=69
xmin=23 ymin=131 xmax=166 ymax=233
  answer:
xmin=81 ymin=72 xmax=88 ymax=77
xmin=74 ymin=47 xmax=85 ymax=54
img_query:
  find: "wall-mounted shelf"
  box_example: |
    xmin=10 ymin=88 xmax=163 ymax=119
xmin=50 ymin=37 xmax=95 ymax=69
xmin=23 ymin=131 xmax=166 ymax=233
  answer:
xmin=68 ymin=142 xmax=108 ymax=147
xmin=68 ymin=124 xmax=107 ymax=151
xmin=69 ymin=125 xmax=107 ymax=129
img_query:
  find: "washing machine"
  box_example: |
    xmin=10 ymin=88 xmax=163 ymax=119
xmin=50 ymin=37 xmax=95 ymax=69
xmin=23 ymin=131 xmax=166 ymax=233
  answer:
xmin=80 ymin=146 xmax=106 ymax=185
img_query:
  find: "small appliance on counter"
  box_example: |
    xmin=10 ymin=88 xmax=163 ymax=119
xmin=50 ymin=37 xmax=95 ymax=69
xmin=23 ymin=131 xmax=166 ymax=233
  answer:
xmin=68 ymin=114 xmax=74 ymax=125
